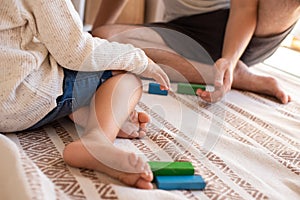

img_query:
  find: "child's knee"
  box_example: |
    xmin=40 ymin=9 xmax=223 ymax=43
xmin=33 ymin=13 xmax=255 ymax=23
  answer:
xmin=120 ymin=73 xmax=143 ymax=92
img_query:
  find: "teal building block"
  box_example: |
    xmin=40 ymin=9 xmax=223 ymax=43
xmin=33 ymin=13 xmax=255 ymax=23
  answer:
xmin=148 ymin=161 xmax=194 ymax=176
xmin=177 ymin=83 xmax=206 ymax=95
xmin=155 ymin=175 xmax=206 ymax=190
xmin=148 ymin=83 xmax=168 ymax=96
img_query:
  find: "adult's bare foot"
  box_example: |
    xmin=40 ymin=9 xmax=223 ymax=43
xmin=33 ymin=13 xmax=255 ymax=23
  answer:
xmin=63 ymin=134 xmax=153 ymax=189
xmin=232 ymin=61 xmax=291 ymax=104
xmin=118 ymin=111 xmax=150 ymax=139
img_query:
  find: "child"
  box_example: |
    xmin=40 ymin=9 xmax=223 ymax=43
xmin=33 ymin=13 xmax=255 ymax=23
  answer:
xmin=0 ymin=0 xmax=170 ymax=189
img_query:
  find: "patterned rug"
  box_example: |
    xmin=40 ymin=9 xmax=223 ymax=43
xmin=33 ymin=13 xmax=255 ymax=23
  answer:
xmin=1 ymin=63 xmax=300 ymax=200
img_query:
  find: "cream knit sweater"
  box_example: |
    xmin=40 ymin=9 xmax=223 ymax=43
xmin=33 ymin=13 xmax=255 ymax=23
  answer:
xmin=0 ymin=0 xmax=148 ymax=132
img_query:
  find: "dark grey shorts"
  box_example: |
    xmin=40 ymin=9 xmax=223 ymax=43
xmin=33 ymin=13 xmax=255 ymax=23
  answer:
xmin=148 ymin=9 xmax=294 ymax=66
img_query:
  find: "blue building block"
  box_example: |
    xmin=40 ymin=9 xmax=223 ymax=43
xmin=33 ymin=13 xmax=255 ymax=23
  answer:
xmin=148 ymin=83 xmax=168 ymax=96
xmin=155 ymin=175 xmax=206 ymax=190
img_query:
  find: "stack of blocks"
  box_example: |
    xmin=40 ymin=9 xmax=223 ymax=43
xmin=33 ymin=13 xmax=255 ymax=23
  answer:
xmin=148 ymin=161 xmax=206 ymax=190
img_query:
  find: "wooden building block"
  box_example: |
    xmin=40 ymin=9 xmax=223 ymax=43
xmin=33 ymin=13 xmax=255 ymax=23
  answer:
xmin=148 ymin=83 xmax=168 ymax=96
xmin=177 ymin=83 xmax=206 ymax=95
xmin=148 ymin=161 xmax=194 ymax=176
xmin=155 ymin=175 xmax=206 ymax=190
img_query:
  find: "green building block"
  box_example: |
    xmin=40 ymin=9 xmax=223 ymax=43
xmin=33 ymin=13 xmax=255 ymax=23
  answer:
xmin=148 ymin=161 xmax=194 ymax=176
xmin=177 ymin=83 xmax=206 ymax=95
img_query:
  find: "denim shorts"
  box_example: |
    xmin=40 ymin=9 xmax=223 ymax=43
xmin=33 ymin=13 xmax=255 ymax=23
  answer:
xmin=27 ymin=68 xmax=112 ymax=130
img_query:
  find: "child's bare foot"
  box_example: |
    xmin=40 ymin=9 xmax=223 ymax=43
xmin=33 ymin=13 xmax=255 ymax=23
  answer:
xmin=118 ymin=111 xmax=150 ymax=139
xmin=68 ymin=110 xmax=151 ymax=139
xmin=232 ymin=61 xmax=291 ymax=104
xmin=63 ymin=133 xmax=153 ymax=189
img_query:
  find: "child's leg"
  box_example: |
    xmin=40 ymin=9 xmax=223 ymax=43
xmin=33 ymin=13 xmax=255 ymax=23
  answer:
xmin=69 ymin=108 xmax=150 ymax=139
xmin=63 ymin=73 xmax=153 ymax=189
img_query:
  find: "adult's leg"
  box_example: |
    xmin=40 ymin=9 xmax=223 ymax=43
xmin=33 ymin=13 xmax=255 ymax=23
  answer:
xmin=232 ymin=0 xmax=300 ymax=104
xmin=255 ymin=0 xmax=300 ymax=37
xmin=63 ymin=73 xmax=153 ymax=189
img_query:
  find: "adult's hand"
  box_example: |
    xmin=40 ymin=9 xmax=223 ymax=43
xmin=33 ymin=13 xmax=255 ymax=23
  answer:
xmin=196 ymin=58 xmax=234 ymax=103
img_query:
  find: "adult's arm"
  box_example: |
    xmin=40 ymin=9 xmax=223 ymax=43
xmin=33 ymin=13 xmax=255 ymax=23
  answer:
xmin=222 ymin=0 xmax=258 ymax=68
xmin=198 ymin=0 xmax=258 ymax=102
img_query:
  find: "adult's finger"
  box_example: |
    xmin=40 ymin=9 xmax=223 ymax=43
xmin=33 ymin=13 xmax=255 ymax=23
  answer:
xmin=197 ymin=86 xmax=225 ymax=103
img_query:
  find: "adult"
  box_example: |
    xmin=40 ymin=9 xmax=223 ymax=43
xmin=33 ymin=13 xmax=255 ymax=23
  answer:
xmin=92 ymin=0 xmax=300 ymax=104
